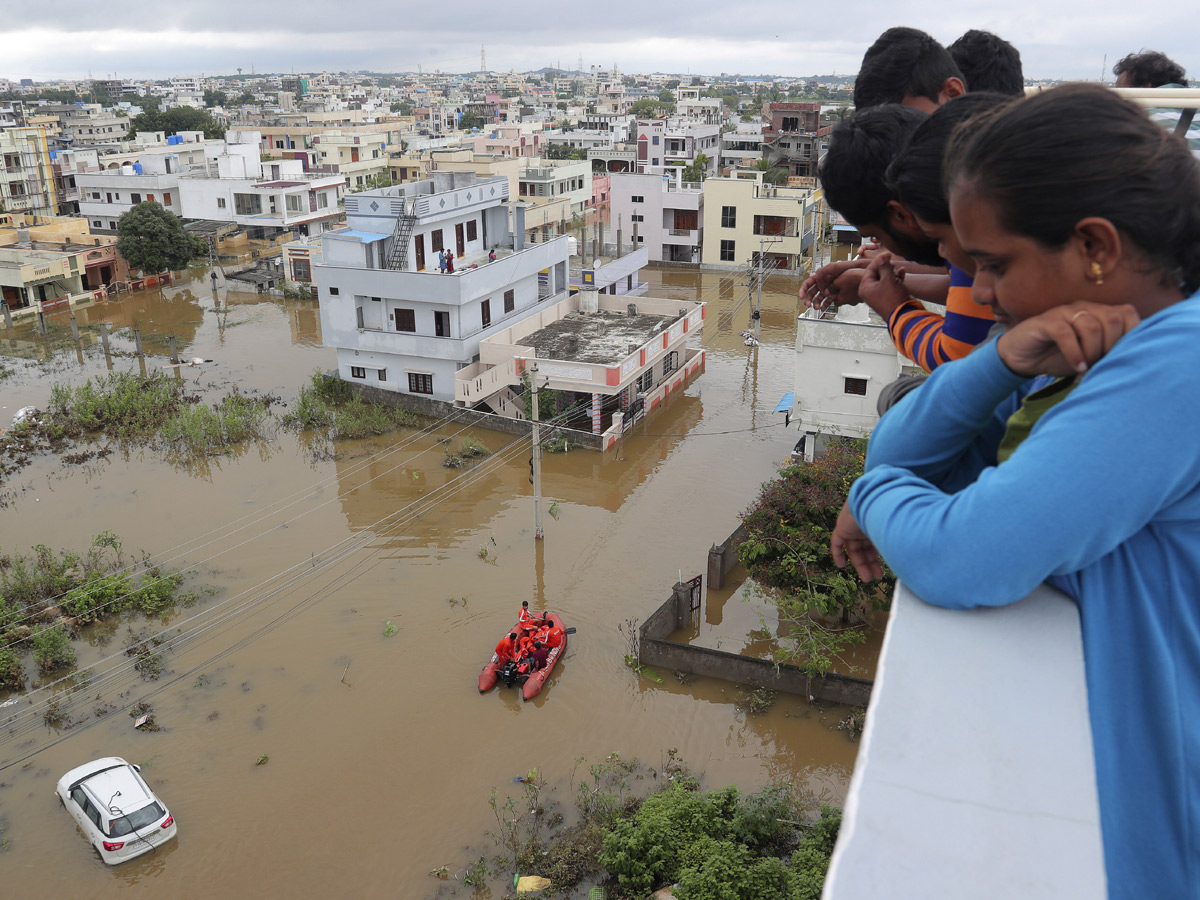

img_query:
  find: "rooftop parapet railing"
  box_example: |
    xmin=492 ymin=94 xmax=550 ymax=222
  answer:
xmin=824 ymin=581 xmax=1104 ymax=899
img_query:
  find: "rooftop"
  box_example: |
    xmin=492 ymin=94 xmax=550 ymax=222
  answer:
xmin=523 ymin=308 xmax=677 ymax=364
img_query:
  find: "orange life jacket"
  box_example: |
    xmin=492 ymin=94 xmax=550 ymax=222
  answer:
xmin=495 ymin=636 xmax=517 ymax=662
xmin=545 ymin=626 xmax=564 ymax=648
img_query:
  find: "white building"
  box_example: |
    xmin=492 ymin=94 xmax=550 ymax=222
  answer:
xmin=177 ymin=131 xmax=345 ymax=237
xmin=609 ymin=170 xmax=702 ymax=264
xmin=315 ymin=173 xmax=571 ymax=401
xmin=789 ymin=306 xmax=905 ymax=460
xmin=634 ymin=118 xmax=720 ymax=177
xmin=719 ymin=121 xmax=767 ymax=171
xmin=517 ymin=158 xmax=591 ymax=215
xmin=78 ymin=153 xmax=184 ymax=232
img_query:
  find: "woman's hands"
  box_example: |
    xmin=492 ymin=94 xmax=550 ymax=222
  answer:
xmin=831 ymin=501 xmax=885 ymax=582
xmin=997 ymin=301 xmax=1140 ymax=377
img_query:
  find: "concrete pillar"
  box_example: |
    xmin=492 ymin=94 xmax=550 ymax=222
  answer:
xmin=37 ymin=310 xmax=48 ymax=335
xmin=133 ymin=328 xmax=143 ymax=357
xmin=591 ymin=392 xmax=602 ymax=434
xmin=672 ymin=581 xmax=695 ymax=630
xmin=513 ymin=204 xmax=526 ymax=252
xmin=69 ymin=314 xmax=80 ymax=342
xmin=2 ymin=304 xmax=11 ymax=330
xmin=708 ymin=545 xmax=725 ymax=591
xmin=100 ymin=322 xmax=112 ymax=370
xmin=168 ymin=335 xmax=179 ymax=365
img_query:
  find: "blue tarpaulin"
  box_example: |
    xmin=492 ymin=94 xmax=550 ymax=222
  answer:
xmin=773 ymin=392 xmax=794 ymax=413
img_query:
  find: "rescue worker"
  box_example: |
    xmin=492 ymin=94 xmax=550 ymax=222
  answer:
xmin=494 ymin=632 xmax=518 ymax=664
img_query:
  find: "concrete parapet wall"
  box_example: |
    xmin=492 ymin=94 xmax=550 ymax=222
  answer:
xmin=708 ymin=522 xmax=749 ymax=591
xmin=639 ymin=581 xmax=873 ymax=707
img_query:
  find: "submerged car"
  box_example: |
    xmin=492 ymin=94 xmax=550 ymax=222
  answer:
xmin=56 ymin=757 xmax=177 ymax=864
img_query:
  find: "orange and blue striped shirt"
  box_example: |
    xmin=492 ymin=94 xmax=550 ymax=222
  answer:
xmin=887 ymin=265 xmax=994 ymax=372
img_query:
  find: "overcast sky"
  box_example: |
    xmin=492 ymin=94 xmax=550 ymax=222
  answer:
xmin=2 ymin=1 xmax=1196 ymax=83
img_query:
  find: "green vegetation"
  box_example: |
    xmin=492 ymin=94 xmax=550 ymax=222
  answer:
xmin=283 ymin=370 xmax=418 ymax=440
xmin=0 ymin=532 xmax=198 ymax=689
xmin=462 ymin=753 xmax=841 ymax=899
xmin=737 ymin=439 xmax=893 ymax=678
xmin=49 ymin=371 xmax=182 ymax=438
xmin=160 ymin=391 xmax=270 ymax=454
xmin=32 ymin=624 xmax=75 ymax=672
xmin=116 ymin=201 xmax=207 ymax=276
xmin=125 ymin=105 xmax=225 ymax=140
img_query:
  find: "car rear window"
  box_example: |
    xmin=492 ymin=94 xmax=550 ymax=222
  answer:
xmin=108 ymin=802 xmax=165 ymax=837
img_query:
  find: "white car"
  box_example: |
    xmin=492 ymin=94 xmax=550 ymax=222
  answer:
xmin=56 ymin=757 xmax=177 ymax=864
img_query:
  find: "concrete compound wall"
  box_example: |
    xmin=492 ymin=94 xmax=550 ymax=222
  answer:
xmin=707 ymin=522 xmax=749 ymax=591
xmin=639 ymin=579 xmax=873 ymax=708
xmin=339 ymin=376 xmax=604 ymax=450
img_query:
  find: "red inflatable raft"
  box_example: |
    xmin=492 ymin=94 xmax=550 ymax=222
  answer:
xmin=478 ymin=612 xmax=567 ymax=701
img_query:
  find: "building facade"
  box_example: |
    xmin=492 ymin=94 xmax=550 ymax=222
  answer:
xmin=700 ymin=172 xmax=819 ymax=270
xmin=609 ymin=170 xmax=702 ymax=264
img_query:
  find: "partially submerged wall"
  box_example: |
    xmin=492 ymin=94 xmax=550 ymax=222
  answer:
xmin=639 ymin=580 xmax=873 ymax=708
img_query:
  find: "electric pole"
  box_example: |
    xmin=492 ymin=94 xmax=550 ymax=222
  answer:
xmin=531 ymin=364 xmax=545 ymax=541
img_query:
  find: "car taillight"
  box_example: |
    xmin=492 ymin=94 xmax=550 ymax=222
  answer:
xmin=161 ymin=816 xmax=173 ymax=828
xmin=102 ymin=840 xmax=125 ymax=851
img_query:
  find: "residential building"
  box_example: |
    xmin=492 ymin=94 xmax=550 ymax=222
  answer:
xmin=0 ymin=212 xmax=128 ymax=317
xmin=673 ymin=87 xmax=724 ymax=125
xmin=719 ymin=121 xmax=767 ymax=171
xmin=78 ymin=153 xmax=184 ymax=232
xmin=469 ymin=123 xmax=543 ymax=158
xmin=610 ymin=170 xmax=702 ymax=264
xmin=309 ymin=130 xmax=392 ymax=188
xmin=789 ymin=305 xmax=906 ymax=460
xmin=762 ymin=102 xmax=825 ymax=179
xmin=177 ymin=131 xmax=346 ymax=237
xmin=315 ymin=173 xmax=571 ymax=401
xmin=0 ymin=127 xmax=58 ymax=216
xmin=700 ymin=171 xmax=819 ymax=271
xmin=518 ymin=157 xmax=591 ymax=215
xmin=455 ymin=289 xmax=704 ymax=447
xmin=634 ymin=118 xmax=719 ymax=177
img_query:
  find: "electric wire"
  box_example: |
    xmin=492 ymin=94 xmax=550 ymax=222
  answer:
xmin=1 ymin=400 xmax=583 ymax=749
xmin=0 ymin=433 xmax=535 ymax=745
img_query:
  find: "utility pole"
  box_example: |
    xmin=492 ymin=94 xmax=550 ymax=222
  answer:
xmin=530 ymin=363 xmax=545 ymax=541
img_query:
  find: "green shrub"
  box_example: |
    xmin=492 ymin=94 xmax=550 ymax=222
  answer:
xmin=0 ymin=646 xmax=24 ymax=690
xmin=32 ymin=625 xmax=75 ymax=672
xmin=62 ymin=572 xmax=135 ymax=623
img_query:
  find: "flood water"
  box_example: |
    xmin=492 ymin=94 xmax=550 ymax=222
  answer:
xmin=0 ymin=265 xmax=862 ymax=897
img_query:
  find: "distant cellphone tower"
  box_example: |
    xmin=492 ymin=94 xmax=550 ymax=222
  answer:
xmin=481 ymin=45 xmax=486 ymax=73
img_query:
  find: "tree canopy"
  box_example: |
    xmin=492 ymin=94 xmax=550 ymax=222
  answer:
xmin=116 ymin=202 xmax=205 ymax=275
xmin=682 ymin=152 xmax=711 ymax=183
xmin=630 ymin=98 xmax=672 ymax=117
xmin=126 ymin=106 xmax=225 ymax=140
xmin=458 ymin=112 xmax=484 ymax=131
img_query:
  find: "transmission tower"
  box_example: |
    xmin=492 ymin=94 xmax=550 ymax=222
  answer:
xmin=481 ymin=45 xmax=486 ymax=73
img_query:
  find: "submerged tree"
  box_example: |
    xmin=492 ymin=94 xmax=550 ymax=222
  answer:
xmin=116 ymin=202 xmax=204 ymax=276
xmin=737 ymin=439 xmax=893 ymax=677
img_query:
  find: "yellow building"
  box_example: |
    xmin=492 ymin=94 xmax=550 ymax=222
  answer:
xmin=0 ymin=213 xmax=127 ymax=316
xmin=0 ymin=127 xmax=59 ymax=217
xmin=700 ymin=172 xmax=821 ymax=272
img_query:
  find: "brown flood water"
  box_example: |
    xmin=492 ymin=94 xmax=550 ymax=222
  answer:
xmin=0 ymin=266 xmax=862 ymax=898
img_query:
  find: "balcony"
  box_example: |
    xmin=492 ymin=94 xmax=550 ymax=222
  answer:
xmin=824 ymin=582 xmax=1104 ymax=898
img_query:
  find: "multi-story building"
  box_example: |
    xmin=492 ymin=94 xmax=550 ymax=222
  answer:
xmin=0 ymin=212 xmax=128 ymax=316
xmin=469 ymin=124 xmax=543 ymax=158
xmin=177 ymin=132 xmax=345 ymax=237
xmin=634 ymin=118 xmax=719 ymax=177
xmin=610 ymin=170 xmax=702 ymax=264
xmin=517 ymin=158 xmax=591 ymax=215
xmin=310 ymin=131 xmax=392 ymax=189
xmin=719 ymin=121 xmax=767 ymax=172
xmin=700 ymin=171 xmax=820 ymax=271
xmin=315 ymin=173 xmax=571 ymax=401
xmin=78 ymin=153 xmax=184 ymax=232
xmin=673 ymin=87 xmax=724 ymax=125
xmin=0 ymin=127 xmax=58 ymax=216
xmin=762 ymin=102 xmax=825 ymax=179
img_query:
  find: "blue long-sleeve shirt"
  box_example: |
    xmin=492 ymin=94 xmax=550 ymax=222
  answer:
xmin=849 ymin=299 xmax=1200 ymax=899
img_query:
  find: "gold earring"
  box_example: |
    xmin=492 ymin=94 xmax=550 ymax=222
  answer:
xmin=1091 ymin=262 xmax=1104 ymax=285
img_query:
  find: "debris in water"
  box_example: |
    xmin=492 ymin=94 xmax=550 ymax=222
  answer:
xmin=133 ymin=715 xmax=149 ymax=729
xmin=255 ymin=754 xmax=269 ymax=766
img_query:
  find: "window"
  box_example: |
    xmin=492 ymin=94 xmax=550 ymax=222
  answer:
xmin=130 ymin=193 xmax=141 ymax=204
xmin=431 ymin=229 xmax=444 ymax=252
xmin=844 ymin=377 xmax=868 ymax=396
xmin=434 ymin=310 xmax=450 ymax=336
xmin=91 ymin=191 xmax=100 ymax=200
xmin=351 ymin=366 xmax=366 ymax=379
xmin=217 ymin=197 xmax=227 ymax=209
xmin=234 ymin=193 xmax=261 ymax=215
xmin=286 ymin=194 xmax=305 ymax=213
xmin=466 ymin=220 xmax=478 ymax=242
xmin=504 ymin=289 xmax=514 ymax=313
xmin=395 ymin=308 xmax=415 ymax=331
xmin=378 ymin=368 xmax=387 ymax=382
xmin=481 ymin=299 xmax=491 ymax=328
xmin=163 ymin=192 xmax=172 ymax=206
xmin=328 ymin=286 xmax=339 ymax=295
xmin=662 ymin=351 xmax=678 ymax=376
xmin=720 ymin=239 xmax=735 ymax=261
xmin=147 ymin=193 xmax=155 ymax=202
xmin=292 ymin=259 xmax=311 ymax=281
xmin=638 ymin=369 xmax=654 ymax=392
xmin=652 ymin=135 xmax=659 ymax=145
xmin=721 ymin=205 xmax=736 ymax=227
xmin=317 ymin=191 xmax=329 ymax=209
xmin=408 ymin=373 xmax=433 ymax=394
xmin=93 ymin=220 xmax=102 ymax=228
xmin=631 ymin=195 xmax=644 ymax=203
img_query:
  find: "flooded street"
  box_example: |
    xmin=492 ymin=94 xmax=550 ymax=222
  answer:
xmin=0 ymin=265 xmax=861 ymax=897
